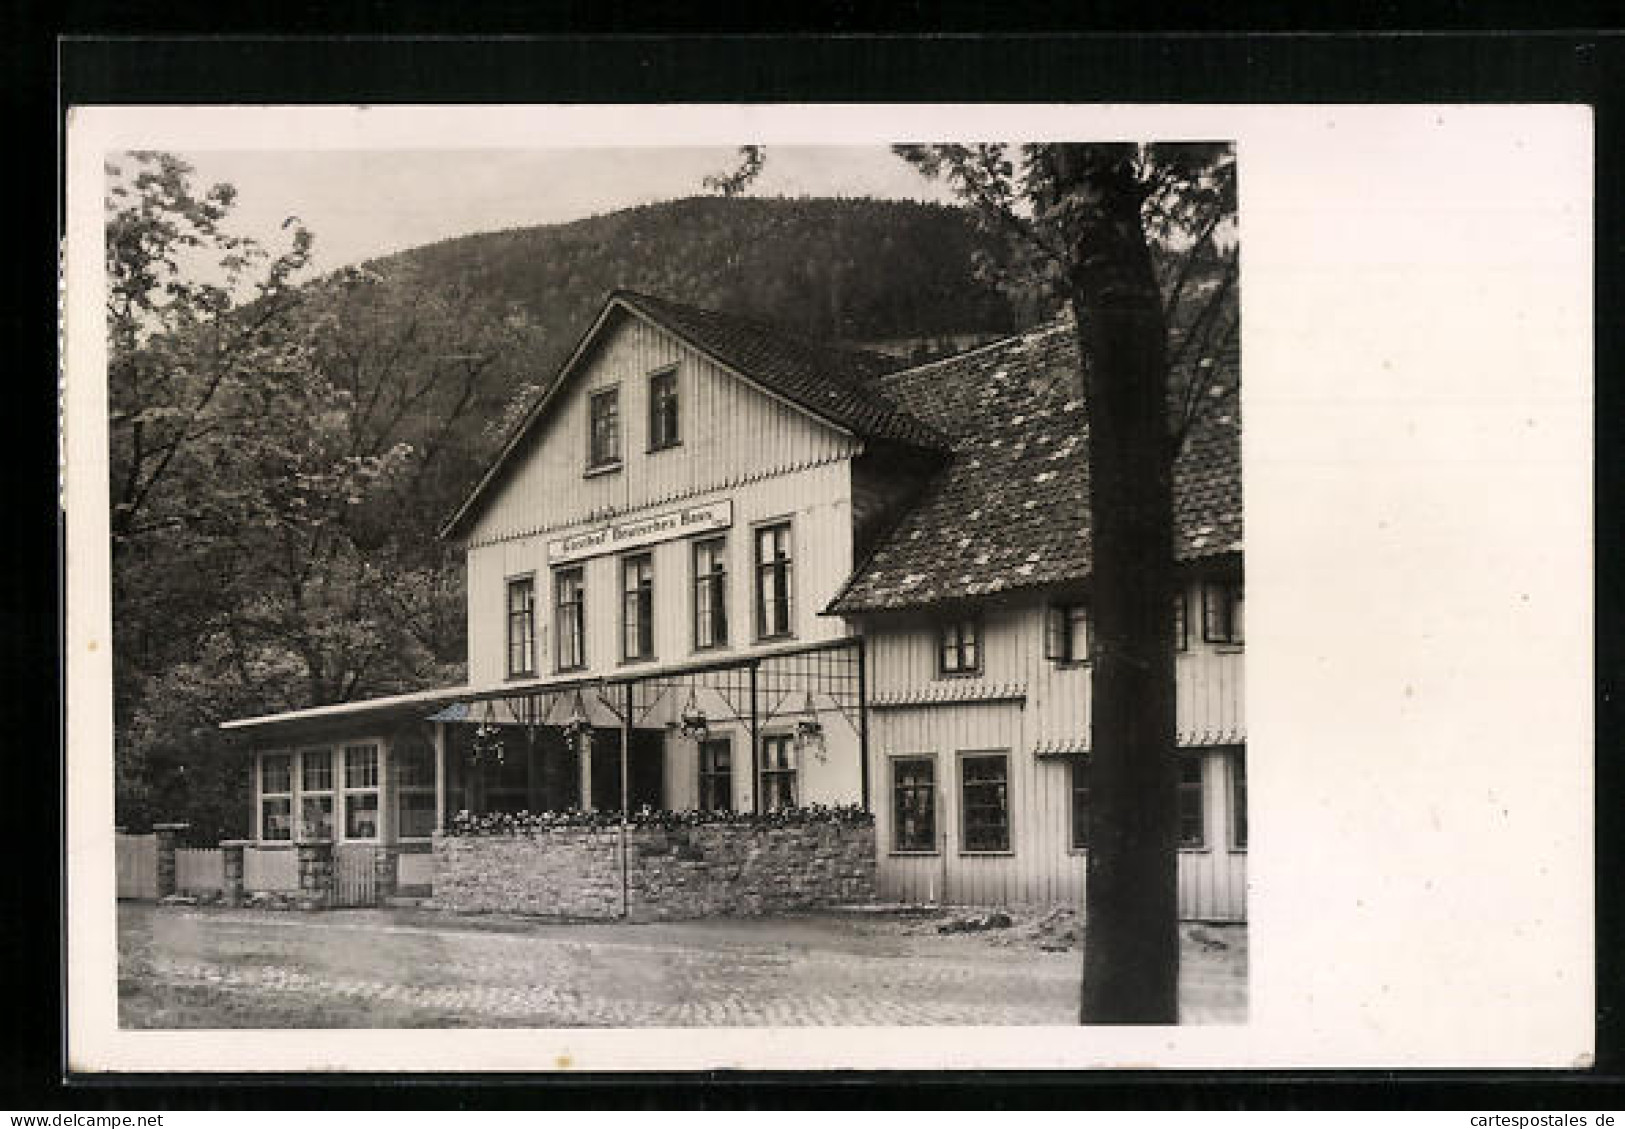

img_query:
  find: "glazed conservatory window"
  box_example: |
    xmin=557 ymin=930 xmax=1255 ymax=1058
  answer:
xmin=959 ymin=751 xmax=1010 ymax=853
xmin=1044 ymin=603 xmax=1090 ymax=664
xmin=1178 ymin=755 xmax=1206 ymax=848
xmin=554 ymin=567 xmax=586 ymax=671
xmin=298 ymin=747 xmax=335 ymax=841
xmin=588 ymin=387 xmax=621 ymax=469
xmin=621 ymin=553 xmax=655 ymax=661
xmin=344 ymin=744 xmax=380 ymax=840
xmin=754 ymin=522 xmax=794 ymax=639
xmin=938 ymin=617 xmax=982 ymax=675
xmin=692 ymin=536 xmax=729 ymax=650
xmin=260 ymin=753 xmax=292 ymax=841
xmin=648 ymin=368 xmax=680 ymax=450
xmin=697 ymin=737 xmax=733 ymax=812
xmin=891 ymin=756 xmax=937 ymax=854
xmin=395 ymin=738 xmax=437 ymax=840
xmin=506 ymin=575 xmax=536 ymax=677
xmin=759 ymin=734 xmax=798 ymax=811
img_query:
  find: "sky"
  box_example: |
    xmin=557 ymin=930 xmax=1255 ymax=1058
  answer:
xmin=175 ymin=147 xmax=961 ymax=275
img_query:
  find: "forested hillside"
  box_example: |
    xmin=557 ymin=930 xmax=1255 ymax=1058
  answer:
xmin=107 ymin=157 xmax=1035 ymax=840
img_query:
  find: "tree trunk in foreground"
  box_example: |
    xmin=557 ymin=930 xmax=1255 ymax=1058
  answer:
xmin=1056 ymin=145 xmax=1181 ymax=1024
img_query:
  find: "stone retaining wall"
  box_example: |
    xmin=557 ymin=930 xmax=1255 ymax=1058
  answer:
xmin=431 ymin=821 xmax=876 ymax=922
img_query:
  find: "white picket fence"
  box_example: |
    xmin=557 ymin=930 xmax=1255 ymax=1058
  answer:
xmin=115 ymin=833 xmax=157 ymax=900
xmin=175 ymin=847 xmax=225 ymax=892
xmin=244 ymin=846 xmax=299 ymax=891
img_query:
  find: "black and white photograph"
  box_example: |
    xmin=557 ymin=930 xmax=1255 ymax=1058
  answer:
xmin=63 ymin=102 xmax=1592 ymax=1072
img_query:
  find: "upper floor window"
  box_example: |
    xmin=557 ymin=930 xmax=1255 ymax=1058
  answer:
xmin=1173 ymin=588 xmax=1189 ymax=652
xmin=506 ymin=575 xmax=536 ymax=677
xmin=621 ymin=553 xmax=655 ymax=661
xmin=588 ymin=387 xmax=621 ymax=470
xmin=554 ymin=567 xmax=586 ymax=671
xmin=1045 ymin=602 xmax=1090 ymax=664
xmin=938 ymin=617 xmax=982 ymax=676
xmin=693 ymin=536 xmax=729 ymax=650
xmin=648 ymin=368 xmax=680 ymax=450
xmin=1202 ymin=578 xmax=1244 ymax=646
xmin=754 ymin=522 xmax=794 ymax=639
xmin=1178 ymin=755 xmax=1206 ymax=848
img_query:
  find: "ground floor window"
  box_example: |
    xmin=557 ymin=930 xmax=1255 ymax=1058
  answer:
xmin=344 ymin=744 xmax=381 ymax=839
xmin=891 ymin=755 xmax=937 ymax=853
xmin=759 ymin=733 xmax=797 ymax=810
xmin=1178 ymin=755 xmax=1206 ymax=848
xmin=299 ymin=747 xmax=335 ymax=840
xmin=1070 ymin=756 xmax=1091 ymax=850
xmin=1230 ymin=749 xmax=1247 ymax=849
xmin=959 ymin=751 xmax=1011 ymax=853
xmin=698 ymin=737 xmax=733 ymax=812
xmin=394 ymin=735 xmax=437 ymax=839
xmin=260 ymin=752 xmax=293 ymax=841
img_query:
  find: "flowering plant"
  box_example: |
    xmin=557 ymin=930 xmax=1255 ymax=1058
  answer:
xmin=445 ymin=803 xmax=873 ymax=837
xmin=470 ymin=722 xmax=505 ymax=766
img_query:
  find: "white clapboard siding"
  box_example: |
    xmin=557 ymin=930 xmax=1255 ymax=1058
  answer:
xmin=466 ymin=460 xmax=858 ymax=689
xmin=466 ymin=317 xmax=861 ymax=548
xmin=866 ymin=578 xmax=1247 ymax=921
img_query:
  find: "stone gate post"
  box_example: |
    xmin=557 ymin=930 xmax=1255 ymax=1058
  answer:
xmin=220 ymin=839 xmax=251 ymax=907
xmin=153 ymin=822 xmax=189 ymax=899
xmin=296 ymin=839 xmax=334 ymax=910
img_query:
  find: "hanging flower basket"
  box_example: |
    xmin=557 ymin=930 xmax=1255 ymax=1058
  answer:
xmin=471 ymin=722 xmax=505 ymax=766
xmin=677 ymin=688 xmax=709 ymax=742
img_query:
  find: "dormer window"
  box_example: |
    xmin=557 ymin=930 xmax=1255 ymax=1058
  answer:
xmin=937 ymin=616 xmax=982 ymax=676
xmin=588 ymin=387 xmax=621 ymax=471
xmin=649 ymin=368 xmax=680 ymax=450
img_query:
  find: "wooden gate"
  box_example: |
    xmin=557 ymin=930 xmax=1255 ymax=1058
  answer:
xmin=332 ymin=845 xmax=378 ymax=907
xmin=116 ymin=833 xmax=158 ymax=900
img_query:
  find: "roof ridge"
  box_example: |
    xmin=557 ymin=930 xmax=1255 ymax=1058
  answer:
xmin=876 ymin=312 xmax=1075 ymax=386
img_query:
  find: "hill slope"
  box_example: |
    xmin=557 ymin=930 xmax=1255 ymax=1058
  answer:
xmin=368 ymin=195 xmax=1029 ymax=375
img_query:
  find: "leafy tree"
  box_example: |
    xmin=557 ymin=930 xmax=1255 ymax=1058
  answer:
xmin=713 ymin=143 xmax=1237 ymax=1023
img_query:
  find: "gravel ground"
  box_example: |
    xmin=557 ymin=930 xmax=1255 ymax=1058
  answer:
xmin=117 ymin=901 xmax=1247 ymax=1028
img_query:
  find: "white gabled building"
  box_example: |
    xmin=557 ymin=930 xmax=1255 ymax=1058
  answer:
xmin=221 ymin=289 xmax=1244 ymax=920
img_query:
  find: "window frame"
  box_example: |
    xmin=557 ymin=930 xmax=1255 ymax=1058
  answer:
xmin=1177 ymin=753 xmax=1207 ymax=850
xmin=647 ymin=366 xmax=681 ymax=452
xmin=259 ymin=751 xmax=294 ymax=842
xmin=586 ymin=385 xmax=622 ymax=473
xmin=758 ymin=731 xmax=799 ymax=811
xmin=889 ymin=753 xmax=939 ymax=856
xmin=937 ymin=615 xmax=983 ymax=677
xmin=1173 ymin=586 xmax=1190 ymax=652
xmin=1229 ymin=748 xmax=1247 ymax=851
xmin=753 ymin=519 xmax=796 ymax=642
xmin=553 ymin=565 xmax=587 ymax=673
xmin=620 ymin=552 xmax=656 ymax=663
xmin=343 ymin=743 xmax=382 ymax=842
xmin=1068 ymin=754 xmax=1092 ymax=852
xmin=505 ymin=573 xmax=537 ymax=678
xmin=957 ymin=749 xmax=1013 ymax=856
xmin=691 ymin=535 xmax=730 ymax=652
xmin=1044 ymin=601 xmax=1091 ymax=665
xmin=697 ymin=735 xmax=734 ymax=813
xmin=1201 ymin=577 xmax=1245 ymax=647
xmin=393 ymin=737 xmax=438 ymax=842
xmin=297 ymin=747 xmax=336 ymax=842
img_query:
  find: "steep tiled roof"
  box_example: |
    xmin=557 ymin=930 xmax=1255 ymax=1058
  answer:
xmin=613 ymin=291 xmax=946 ymax=450
xmin=442 ymin=291 xmax=945 ymax=540
xmin=827 ymin=315 xmax=1241 ymax=614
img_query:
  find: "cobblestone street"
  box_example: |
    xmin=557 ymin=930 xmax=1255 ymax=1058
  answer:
xmin=118 ymin=902 xmax=1247 ymax=1028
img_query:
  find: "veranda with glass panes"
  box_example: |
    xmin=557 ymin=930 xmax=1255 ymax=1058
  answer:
xmin=254 ymin=733 xmax=438 ymax=845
